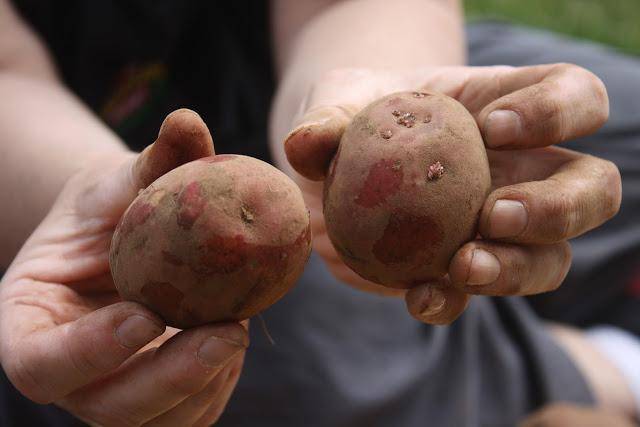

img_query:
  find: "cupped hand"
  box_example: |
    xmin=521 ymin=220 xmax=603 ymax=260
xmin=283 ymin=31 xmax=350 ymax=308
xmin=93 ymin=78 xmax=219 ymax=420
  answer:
xmin=0 ymin=110 xmax=247 ymax=426
xmin=283 ymin=64 xmax=621 ymax=324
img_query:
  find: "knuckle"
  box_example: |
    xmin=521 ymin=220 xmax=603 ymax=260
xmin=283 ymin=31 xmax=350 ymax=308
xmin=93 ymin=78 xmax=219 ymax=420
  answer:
xmin=64 ymin=330 xmax=110 ymax=380
xmin=163 ymin=365 xmax=207 ymax=396
xmin=501 ymin=271 xmax=523 ymax=296
xmin=514 ymin=82 xmax=564 ymax=143
xmin=578 ymin=68 xmax=610 ymax=126
xmin=498 ymin=252 xmax=527 ymax=295
xmin=487 ymin=70 xmax=505 ymax=99
xmin=538 ymin=186 xmax=574 ymax=241
xmin=598 ymin=159 xmax=622 ymax=218
xmin=536 ymin=83 xmax=564 ymax=140
xmin=554 ymin=243 xmax=573 ymax=289
xmin=590 ymin=75 xmax=610 ymax=123
xmin=557 ymin=64 xmax=610 ymax=126
xmin=554 ymin=62 xmax=582 ymax=74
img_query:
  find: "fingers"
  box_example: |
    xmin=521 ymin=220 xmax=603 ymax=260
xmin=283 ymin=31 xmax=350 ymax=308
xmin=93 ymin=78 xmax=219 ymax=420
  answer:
xmin=448 ymin=240 xmax=572 ymax=296
xmin=476 ymin=63 xmax=609 ymax=149
xmin=2 ymin=300 xmax=165 ymax=404
xmin=285 ymin=63 xmax=609 ymax=177
xmin=61 ymin=323 xmax=248 ymax=426
xmin=479 ymin=151 xmax=621 ymax=244
xmin=144 ymin=354 xmax=243 ymax=427
xmin=405 ymin=279 xmax=470 ymax=325
xmin=192 ymin=355 xmax=245 ymax=427
xmin=134 ymin=108 xmax=214 ymax=188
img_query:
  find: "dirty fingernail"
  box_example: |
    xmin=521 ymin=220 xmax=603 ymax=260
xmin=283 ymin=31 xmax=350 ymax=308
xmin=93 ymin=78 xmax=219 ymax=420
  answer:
xmin=420 ymin=287 xmax=446 ymax=317
xmin=489 ymin=199 xmax=528 ymax=238
xmin=467 ymin=249 xmax=501 ymax=285
xmin=198 ymin=336 xmax=246 ymax=368
xmin=115 ymin=315 xmax=165 ymax=349
xmin=485 ymin=110 xmax=522 ymax=147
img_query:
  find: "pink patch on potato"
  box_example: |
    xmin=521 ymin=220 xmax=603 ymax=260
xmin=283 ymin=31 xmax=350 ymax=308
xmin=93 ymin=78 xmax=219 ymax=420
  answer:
xmin=197 ymin=234 xmax=249 ymax=275
xmin=230 ymin=224 xmax=312 ymax=315
xmin=177 ymin=181 xmax=206 ymax=229
xmin=355 ymin=159 xmax=403 ymax=208
xmin=121 ymin=200 xmax=154 ymax=235
xmin=373 ymin=211 xmax=443 ymax=265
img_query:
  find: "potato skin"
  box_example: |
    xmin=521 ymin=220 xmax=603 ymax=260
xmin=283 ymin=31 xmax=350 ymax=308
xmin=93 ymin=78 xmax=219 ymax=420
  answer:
xmin=323 ymin=91 xmax=491 ymax=288
xmin=110 ymin=155 xmax=312 ymax=328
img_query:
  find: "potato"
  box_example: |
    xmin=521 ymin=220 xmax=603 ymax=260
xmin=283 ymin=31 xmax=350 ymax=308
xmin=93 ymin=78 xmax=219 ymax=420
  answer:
xmin=323 ymin=91 xmax=490 ymax=288
xmin=110 ymin=155 xmax=312 ymax=328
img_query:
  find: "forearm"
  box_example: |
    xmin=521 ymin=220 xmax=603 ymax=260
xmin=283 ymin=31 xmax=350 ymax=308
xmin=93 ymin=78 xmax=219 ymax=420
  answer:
xmin=0 ymin=0 xmax=129 ymax=266
xmin=270 ymin=0 xmax=465 ymax=167
xmin=0 ymin=73 xmax=128 ymax=266
xmin=548 ymin=323 xmax=637 ymax=419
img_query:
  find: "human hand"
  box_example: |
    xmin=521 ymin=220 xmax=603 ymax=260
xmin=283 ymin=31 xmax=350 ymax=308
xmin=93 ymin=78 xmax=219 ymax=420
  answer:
xmin=0 ymin=110 xmax=248 ymax=426
xmin=519 ymin=403 xmax=637 ymax=427
xmin=283 ymin=65 xmax=621 ymax=324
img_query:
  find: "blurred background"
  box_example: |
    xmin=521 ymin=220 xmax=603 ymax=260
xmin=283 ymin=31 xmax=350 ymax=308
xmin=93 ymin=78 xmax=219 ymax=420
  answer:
xmin=465 ymin=0 xmax=640 ymax=55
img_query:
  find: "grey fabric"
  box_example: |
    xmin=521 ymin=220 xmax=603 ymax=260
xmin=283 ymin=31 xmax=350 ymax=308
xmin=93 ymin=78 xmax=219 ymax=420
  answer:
xmin=220 ymin=253 xmax=591 ymax=427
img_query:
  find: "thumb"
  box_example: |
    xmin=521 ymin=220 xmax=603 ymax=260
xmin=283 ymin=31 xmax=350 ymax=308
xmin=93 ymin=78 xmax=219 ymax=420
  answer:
xmin=72 ymin=109 xmax=214 ymax=219
xmin=133 ymin=108 xmax=214 ymax=189
xmin=284 ymin=105 xmax=358 ymax=181
xmin=2 ymin=298 xmax=165 ymax=404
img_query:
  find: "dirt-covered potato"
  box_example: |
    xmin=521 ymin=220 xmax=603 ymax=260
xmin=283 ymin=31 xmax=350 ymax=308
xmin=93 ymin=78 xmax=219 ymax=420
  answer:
xmin=110 ymin=155 xmax=312 ymax=328
xmin=323 ymin=91 xmax=490 ymax=288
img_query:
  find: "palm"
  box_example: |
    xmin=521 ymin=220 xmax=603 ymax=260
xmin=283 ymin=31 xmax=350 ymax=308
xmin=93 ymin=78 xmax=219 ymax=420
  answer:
xmin=2 ymin=158 xmax=133 ymax=320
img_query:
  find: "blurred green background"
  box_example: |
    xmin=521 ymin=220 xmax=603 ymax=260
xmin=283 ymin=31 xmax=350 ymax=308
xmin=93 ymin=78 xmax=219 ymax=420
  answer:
xmin=464 ymin=0 xmax=640 ymax=55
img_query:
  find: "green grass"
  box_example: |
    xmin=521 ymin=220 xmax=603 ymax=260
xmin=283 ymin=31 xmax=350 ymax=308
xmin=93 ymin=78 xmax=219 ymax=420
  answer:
xmin=464 ymin=0 xmax=640 ymax=55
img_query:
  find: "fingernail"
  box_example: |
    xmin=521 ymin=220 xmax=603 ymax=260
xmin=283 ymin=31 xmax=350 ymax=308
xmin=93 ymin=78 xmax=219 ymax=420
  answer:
xmin=284 ymin=125 xmax=311 ymax=145
xmin=485 ymin=110 xmax=522 ymax=147
xmin=285 ymin=119 xmax=333 ymax=143
xmin=197 ymin=335 xmax=246 ymax=368
xmin=466 ymin=249 xmax=501 ymax=285
xmin=420 ymin=287 xmax=446 ymax=317
xmin=489 ymin=199 xmax=528 ymax=238
xmin=115 ymin=315 xmax=165 ymax=349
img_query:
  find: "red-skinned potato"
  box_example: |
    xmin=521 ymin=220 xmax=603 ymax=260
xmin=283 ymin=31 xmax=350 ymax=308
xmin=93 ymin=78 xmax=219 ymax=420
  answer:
xmin=323 ymin=91 xmax=490 ymax=288
xmin=110 ymin=155 xmax=312 ymax=328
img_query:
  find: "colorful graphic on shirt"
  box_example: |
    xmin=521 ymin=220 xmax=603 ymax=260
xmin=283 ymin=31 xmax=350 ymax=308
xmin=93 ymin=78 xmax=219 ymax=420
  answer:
xmin=101 ymin=63 xmax=168 ymax=133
